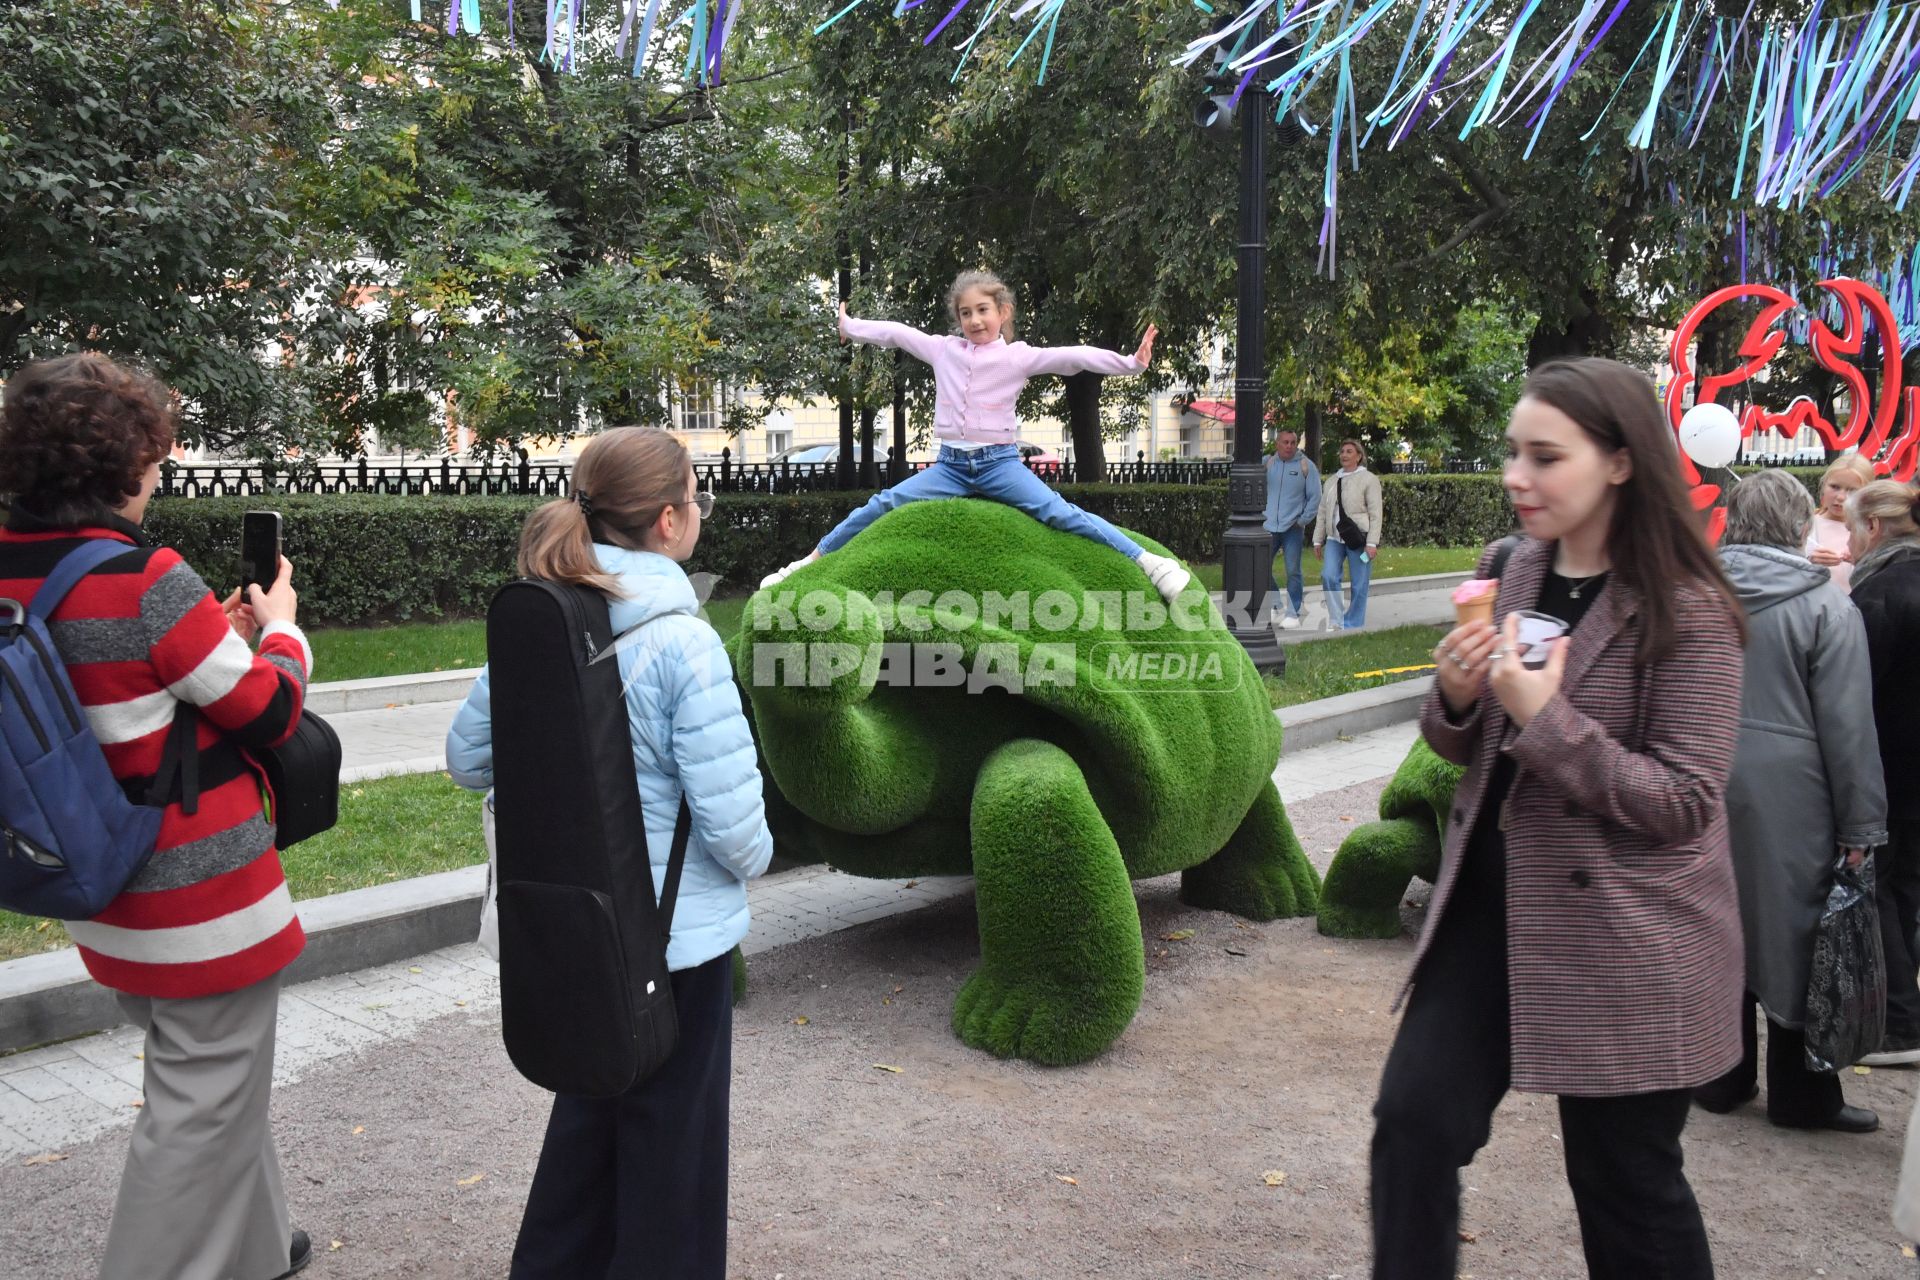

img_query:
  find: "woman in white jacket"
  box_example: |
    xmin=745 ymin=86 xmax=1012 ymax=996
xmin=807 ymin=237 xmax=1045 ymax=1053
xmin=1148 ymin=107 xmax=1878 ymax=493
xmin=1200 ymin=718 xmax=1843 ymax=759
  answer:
xmin=1312 ymin=439 xmax=1384 ymax=629
xmin=445 ymin=427 xmax=771 ymax=1280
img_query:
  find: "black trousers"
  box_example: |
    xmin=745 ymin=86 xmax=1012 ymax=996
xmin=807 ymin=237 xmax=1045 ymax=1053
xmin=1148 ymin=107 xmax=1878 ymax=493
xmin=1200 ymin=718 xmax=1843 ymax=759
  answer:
xmin=509 ymin=951 xmax=734 ymax=1280
xmin=1693 ymin=990 xmax=1841 ymax=1125
xmin=1370 ymin=861 xmax=1714 ymax=1280
xmin=1881 ymin=820 xmax=1920 ymax=1048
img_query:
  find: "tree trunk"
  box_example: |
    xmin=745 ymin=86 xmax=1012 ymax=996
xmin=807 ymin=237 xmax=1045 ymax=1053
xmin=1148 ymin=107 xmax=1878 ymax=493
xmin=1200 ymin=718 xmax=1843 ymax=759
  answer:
xmin=858 ymin=230 xmax=877 ymax=487
xmin=891 ymin=360 xmax=907 ymax=484
xmin=1063 ymin=371 xmax=1104 ymax=483
xmin=1525 ymin=287 xmax=1613 ymax=367
xmin=835 ymin=109 xmax=855 ymax=488
xmin=1304 ymin=401 xmax=1325 ymax=472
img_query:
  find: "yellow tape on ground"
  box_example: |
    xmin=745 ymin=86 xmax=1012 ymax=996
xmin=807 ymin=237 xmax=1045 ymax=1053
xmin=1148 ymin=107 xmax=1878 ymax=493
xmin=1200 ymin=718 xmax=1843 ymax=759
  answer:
xmin=1351 ymin=663 xmax=1438 ymax=679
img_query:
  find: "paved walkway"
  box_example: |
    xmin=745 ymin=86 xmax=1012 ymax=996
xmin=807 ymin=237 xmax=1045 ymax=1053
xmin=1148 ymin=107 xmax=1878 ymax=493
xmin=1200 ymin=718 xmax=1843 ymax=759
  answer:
xmin=0 ymin=720 xmax=1418 ymax=1159
xmin=329 ymin=582 xmax=1451 ymax=784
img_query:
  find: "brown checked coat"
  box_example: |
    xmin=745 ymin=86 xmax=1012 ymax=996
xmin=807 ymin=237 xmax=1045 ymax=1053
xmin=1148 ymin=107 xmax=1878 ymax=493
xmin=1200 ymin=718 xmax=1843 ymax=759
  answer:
xmin=1412 ymin=536 xmax=1746 ymax=1097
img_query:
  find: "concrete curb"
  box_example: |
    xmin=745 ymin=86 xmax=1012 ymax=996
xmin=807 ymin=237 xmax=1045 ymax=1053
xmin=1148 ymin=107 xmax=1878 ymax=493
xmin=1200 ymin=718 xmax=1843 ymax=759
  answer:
xmin=307 ymin=668 xmax=481 ymax=715
xmin=1276 ymin=676 xmax=1429 ymax=756
xmin=0 ymin=682 xmax=1428 ymax=1056
xmin=0 ymin=868 xmax=486 ymax=1055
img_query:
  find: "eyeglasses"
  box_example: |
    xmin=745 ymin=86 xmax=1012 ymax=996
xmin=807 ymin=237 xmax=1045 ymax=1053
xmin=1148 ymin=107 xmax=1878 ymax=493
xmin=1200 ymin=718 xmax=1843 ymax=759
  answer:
xmin=679 ymin=490 xmax=714 ymax=518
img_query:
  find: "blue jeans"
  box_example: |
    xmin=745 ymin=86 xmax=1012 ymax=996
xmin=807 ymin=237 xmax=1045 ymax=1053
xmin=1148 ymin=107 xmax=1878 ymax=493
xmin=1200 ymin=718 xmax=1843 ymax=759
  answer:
xmin=1268 ymin=525 xmax=1306 ymax=615
xmin=816 ymin=444 xmax=1144 ymax=560
xmin=1323 ymin=539 xmax=1372 ymax=629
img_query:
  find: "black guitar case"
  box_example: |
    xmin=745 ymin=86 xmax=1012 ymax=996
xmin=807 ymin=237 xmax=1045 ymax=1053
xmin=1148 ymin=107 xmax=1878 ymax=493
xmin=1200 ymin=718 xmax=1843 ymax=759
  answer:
xmin=486 ymin=578 xmax=690 ymax=1098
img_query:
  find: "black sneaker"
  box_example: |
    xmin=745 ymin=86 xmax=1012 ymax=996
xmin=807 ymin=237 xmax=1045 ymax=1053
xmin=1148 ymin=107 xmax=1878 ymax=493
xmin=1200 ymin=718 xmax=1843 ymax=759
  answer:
xmin=275 ymin=1229 xmax=313 ymax=1278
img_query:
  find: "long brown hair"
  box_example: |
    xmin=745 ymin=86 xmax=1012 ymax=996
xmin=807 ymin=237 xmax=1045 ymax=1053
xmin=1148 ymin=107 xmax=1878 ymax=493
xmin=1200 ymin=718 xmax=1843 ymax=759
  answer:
xmin=1519 ymin=358 xmax=1744 ymax=662
xmin=518 ymin=428 xmax=691 ymax=596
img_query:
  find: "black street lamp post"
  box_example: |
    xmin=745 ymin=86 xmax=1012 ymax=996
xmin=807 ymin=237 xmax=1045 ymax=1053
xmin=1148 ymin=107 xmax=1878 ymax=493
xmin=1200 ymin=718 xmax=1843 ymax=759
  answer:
xmin=1198 ymin=23 xmax=1285 ymax=675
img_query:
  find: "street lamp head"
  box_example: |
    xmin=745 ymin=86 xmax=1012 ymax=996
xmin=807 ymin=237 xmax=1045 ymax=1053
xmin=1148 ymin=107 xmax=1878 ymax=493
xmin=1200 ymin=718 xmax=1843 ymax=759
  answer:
xmin=1195 ymin=92 xmax=1237 ymax=136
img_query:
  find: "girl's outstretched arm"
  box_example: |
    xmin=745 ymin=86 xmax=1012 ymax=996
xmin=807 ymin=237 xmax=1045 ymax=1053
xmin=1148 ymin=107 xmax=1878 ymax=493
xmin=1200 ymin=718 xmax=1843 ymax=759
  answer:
xmin=839 ymin=301 xmax=945 ymax=366
xmin=1020 ymin=323 xmax=1157 ymax=377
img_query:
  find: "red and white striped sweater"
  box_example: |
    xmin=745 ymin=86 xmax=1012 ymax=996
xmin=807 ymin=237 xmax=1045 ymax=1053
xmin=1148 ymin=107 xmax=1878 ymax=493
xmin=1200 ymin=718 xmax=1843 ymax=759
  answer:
xmin=0 ymin=513 xmax=311 ymax=998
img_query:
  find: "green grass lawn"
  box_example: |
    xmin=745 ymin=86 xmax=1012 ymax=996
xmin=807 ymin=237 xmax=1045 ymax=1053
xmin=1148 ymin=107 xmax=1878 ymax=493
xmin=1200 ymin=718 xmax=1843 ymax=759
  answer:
xmin=309 ymin=549 xmax=1472 ymax=684
xmin=1263 ymin=624 xmax=1444 ymax=710
xmin=1192 ymin=544 xmax=1481 ymax=594
xmin=0 ymin=772 xmax=486 ymax=962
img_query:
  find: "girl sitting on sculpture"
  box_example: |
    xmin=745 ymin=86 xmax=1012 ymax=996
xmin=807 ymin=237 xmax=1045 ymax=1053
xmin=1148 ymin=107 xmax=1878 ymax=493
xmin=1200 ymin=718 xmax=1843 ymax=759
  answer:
xmin=760 ymin=270 xmax=1190 ymax=602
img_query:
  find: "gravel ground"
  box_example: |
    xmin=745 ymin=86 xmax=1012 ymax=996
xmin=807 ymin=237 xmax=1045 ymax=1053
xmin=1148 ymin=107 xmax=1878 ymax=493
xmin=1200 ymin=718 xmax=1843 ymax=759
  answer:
xmin=2 ymin=778 xmax=1915 ymax=1279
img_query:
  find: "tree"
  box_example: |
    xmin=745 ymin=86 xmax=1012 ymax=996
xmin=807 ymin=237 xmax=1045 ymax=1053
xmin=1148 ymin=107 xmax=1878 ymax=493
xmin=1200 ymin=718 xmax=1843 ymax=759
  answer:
xmin=0 ymin=0 xmax=334 ymax=452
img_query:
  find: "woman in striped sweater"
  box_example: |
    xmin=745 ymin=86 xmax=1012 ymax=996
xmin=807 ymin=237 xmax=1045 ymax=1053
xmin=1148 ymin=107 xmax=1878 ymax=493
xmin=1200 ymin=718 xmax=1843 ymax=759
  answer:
xmin=0 ymin=355 xmax=313 ymax=1280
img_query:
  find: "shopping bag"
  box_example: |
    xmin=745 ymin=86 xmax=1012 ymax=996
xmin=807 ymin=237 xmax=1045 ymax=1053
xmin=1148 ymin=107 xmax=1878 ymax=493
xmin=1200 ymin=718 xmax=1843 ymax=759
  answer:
xmin=1804 ymin=851 xmax=1887 ymax=1074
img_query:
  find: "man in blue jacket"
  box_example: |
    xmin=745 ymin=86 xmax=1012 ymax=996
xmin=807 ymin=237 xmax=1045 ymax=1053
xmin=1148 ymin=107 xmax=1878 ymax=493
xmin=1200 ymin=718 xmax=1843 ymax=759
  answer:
xmin=1264 ymin=428 xmax=1319 ymax=629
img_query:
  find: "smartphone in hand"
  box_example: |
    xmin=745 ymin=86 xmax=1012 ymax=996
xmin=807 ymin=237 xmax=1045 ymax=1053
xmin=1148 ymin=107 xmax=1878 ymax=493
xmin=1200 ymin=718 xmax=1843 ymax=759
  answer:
xmin=239 ymin=511 xmax=282 ymax=594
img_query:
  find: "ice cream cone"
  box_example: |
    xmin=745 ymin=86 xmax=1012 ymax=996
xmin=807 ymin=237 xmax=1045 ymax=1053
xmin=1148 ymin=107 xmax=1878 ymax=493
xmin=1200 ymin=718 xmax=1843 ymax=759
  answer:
xmin=1451 ymin=579 xmax=1498 ymax=628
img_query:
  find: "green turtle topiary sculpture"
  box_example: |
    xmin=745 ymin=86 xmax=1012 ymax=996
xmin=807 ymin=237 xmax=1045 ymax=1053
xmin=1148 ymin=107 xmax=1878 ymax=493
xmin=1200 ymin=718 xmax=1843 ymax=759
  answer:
xmin=728 ymin=498 xmax=1320 ymax=1065
xmin=1315 ymin=736 xmax=1464 ymax=938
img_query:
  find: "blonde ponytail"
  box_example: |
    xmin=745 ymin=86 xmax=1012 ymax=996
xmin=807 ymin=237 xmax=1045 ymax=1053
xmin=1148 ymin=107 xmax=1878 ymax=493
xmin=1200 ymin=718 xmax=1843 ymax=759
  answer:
xmin=517 ymin=427 xmax=692 ymax=597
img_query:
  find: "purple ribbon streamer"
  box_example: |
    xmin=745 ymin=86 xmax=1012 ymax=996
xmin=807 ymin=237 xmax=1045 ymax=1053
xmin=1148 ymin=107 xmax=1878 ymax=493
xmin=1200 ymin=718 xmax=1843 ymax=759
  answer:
xmin=706 ymin=0 xmax=729 ymax=78
xmin=924 ymin=0 xmax=975 ymax=45
xmin=1526 ymin=0 xmax=1632 ymax=132
xmin=448 ymin=0 xmax=459 ymax=35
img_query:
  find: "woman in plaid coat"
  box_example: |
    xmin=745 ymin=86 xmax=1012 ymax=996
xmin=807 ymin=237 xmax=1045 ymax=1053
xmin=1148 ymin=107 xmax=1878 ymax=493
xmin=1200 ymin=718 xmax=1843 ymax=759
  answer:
xmin=1370 ymin=359 xmax=1747 ymax=1280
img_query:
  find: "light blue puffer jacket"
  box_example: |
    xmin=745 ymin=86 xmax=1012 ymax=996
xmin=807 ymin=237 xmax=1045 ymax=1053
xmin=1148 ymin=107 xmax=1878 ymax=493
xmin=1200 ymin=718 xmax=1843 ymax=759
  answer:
xmin=445 ymin=546 xmax=772 ymax=971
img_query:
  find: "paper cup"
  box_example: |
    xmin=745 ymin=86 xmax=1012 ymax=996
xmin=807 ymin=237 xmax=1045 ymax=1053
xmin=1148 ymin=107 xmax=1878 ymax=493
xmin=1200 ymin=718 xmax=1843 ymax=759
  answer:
xmin=1513 ymin=611 xmax=1569 ymax=669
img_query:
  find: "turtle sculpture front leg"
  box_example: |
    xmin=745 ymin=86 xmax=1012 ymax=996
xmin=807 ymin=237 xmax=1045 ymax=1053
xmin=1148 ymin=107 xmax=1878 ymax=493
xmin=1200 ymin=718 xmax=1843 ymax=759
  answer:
xmin=952 ymin=738 xmax=1146 ymax=1066
xmin=1178 ymin=778 xmax=1321 ymax=920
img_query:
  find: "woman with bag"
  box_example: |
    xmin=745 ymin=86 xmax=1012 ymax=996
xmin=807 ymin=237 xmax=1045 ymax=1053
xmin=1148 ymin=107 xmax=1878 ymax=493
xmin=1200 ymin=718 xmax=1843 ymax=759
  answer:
xmin=1311 ymin=439 xmax=1382 ymax=630
xmin=444 ymin=427 xmax=772 ymax=1279
xmin=0 ymin=355 xmax=315 ymax=1279
xmin=1845 ymin=479 xmax=1920 ymax=1067
xmin=1371 ymin=358 xmax=1747 ymax=1279
xmin=1694 ymin=469 xmax=1885 ymax=1131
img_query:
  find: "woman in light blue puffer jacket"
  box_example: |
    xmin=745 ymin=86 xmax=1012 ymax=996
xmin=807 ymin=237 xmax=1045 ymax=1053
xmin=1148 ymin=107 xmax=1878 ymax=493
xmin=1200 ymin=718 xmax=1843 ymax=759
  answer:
xmin=444 ymin=427 xmax=770 ymax=1280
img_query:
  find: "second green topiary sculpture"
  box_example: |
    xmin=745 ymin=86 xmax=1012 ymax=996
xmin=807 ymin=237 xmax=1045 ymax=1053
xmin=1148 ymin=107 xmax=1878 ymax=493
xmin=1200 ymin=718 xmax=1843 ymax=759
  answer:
xmin=1315 ymin=735 xmax=1465 ymax=938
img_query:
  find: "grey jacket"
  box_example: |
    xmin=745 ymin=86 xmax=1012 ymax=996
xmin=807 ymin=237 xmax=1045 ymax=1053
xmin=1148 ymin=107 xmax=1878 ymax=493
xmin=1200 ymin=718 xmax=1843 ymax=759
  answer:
xmin=1720 ymin=544 xmax=1888 ymax=1027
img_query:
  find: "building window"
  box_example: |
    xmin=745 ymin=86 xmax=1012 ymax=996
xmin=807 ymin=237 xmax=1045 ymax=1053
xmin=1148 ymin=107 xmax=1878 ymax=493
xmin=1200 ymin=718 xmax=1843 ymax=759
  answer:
xmin=765 ymin=427 xmax=792 ymax=458
xmin=676 ymin=381 xmax=721 ymax=433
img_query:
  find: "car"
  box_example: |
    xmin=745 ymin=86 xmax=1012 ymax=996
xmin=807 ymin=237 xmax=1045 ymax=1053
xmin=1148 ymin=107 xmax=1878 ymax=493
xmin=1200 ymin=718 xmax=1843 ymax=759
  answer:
xmin=1016 ymin=440 xmax=1062 ymax=465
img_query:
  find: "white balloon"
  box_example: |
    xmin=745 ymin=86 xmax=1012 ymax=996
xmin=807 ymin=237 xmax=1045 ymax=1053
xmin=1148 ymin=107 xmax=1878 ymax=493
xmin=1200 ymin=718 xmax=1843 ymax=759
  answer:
xmin=1679 ymin=402 xmax=1742 ymax=469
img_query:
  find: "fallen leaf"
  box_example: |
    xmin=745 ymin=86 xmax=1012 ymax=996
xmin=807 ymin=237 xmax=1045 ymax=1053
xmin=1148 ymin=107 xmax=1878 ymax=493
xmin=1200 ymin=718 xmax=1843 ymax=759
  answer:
xmin=454 ymin=999 xmax=468 ymax=1007
xmin=793 ymin=1016 xmax=809 ymax=1026
xmin=1853 ymin=1065 xmax=1872 ymax=1075
xmin=130 ymin=1099 xmax=143 ymax=1109
xmin=1233 ymin=921 xmax=1253 ymax=931
xmin=1904 ymin=1245 xmax=1917 ymax=1260
xmin=329 ymin=1241 xmax=344 ymax=1252
xmin=1261 ymin=1170 xmax=1287 ymax=1187
xmin=457 ymin=1173 xmax=485 ymax=1187
xmin=872 ymin=1063 xmax=903 ymax=1074
xmin=34 ymin=920 xmax=50 ymax=932
xmin=23 ymin=1152 xmax=68 ymax=1167
xmin=1339 ymin=815 xmax=1353 ymax=822
xmin=352 ymin=1126 xmax=365 ymax=1135
xmin=361 ymin=1003 xmax=389 ymax=1012
xmin=408 ymin=966 xmax=422 ymax=974
xmin=892 ymin=985 xmax=905 ymax=994
xmin=1056 ymin=1175 xmax=1078 ymax=1186
xmin=1161 ymin=929 xmax=1196 ymax=942
xmin=903 ymin=880 xmax=919 ymax=889
xmin=1225 ymin=947 xmax=1248 ymax=957
xmin=1458 ymin=1229 xmax=1478 ymax=1244
xmin=1154 ymin=948 xmax=1170 ymax=958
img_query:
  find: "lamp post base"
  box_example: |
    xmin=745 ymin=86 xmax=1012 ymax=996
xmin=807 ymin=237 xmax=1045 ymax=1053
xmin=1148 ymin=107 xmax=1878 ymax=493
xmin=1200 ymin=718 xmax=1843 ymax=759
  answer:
xmin=1223 ymin=461 xmax=1285 ymax=674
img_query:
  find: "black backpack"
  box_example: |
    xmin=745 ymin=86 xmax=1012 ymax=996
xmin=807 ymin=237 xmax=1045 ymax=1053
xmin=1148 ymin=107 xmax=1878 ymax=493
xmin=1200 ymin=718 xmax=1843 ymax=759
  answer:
xmin=486 ymin=578 xmax=688 ymax=1098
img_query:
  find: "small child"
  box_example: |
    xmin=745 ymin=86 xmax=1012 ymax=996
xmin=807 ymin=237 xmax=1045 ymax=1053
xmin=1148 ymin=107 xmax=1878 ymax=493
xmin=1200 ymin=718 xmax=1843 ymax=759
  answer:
xmin=760 ymin=270 xmax=1191 ymax=601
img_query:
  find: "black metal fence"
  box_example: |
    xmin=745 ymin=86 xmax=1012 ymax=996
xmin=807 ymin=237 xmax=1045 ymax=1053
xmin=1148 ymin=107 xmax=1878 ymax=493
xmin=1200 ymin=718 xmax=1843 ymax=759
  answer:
xmin=157 ymin=449 xmax=1238 ymax=499
xmin=154 ymin=449 xmax=1496 ymax=499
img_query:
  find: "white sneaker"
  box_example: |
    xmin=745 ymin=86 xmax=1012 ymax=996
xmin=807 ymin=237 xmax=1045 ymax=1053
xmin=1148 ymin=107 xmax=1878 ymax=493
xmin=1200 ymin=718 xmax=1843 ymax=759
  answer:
xmin=1278 ymin=612 xmax=1301 ymax=629
xmin=1137 ymin=552 xmax=1192 ymax=603
xmin=759 ymin=551 xmax=821 ymax=589
xmin=1859 ymin=1046 xmax=1920 ymax=1067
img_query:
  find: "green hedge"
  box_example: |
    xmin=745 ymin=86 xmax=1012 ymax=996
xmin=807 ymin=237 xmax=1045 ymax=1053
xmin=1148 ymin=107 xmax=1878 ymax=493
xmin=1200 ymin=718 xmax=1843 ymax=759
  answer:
xmin=144 ymin=484 xmax=1230 ymax=627
xmin=165 ymin=469 xmax=1748 ymax=627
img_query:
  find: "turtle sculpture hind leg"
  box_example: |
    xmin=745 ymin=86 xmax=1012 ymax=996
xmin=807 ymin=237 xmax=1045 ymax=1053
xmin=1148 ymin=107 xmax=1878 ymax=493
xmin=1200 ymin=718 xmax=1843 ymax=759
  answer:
xmin=1179 ymin=779 xmax=1321 ymax=920
xmin=952 ymin=738 xmax=1145 ymax=1066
